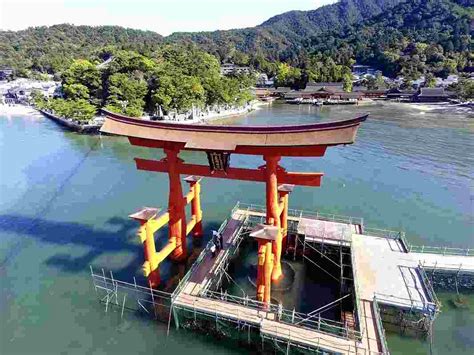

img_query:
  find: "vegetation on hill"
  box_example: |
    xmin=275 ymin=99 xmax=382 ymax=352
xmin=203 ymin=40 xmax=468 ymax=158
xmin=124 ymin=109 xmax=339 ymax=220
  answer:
xmin=167 ymin=0 xmax=472 ymax=82
xmin=308 ymin=0 xmax=473 ymax=79
xmin=0 ymin=0 xmax=472 ymax=100
xmin=167 ymin=0 xmax=405 ymax=63
xmin=0 ymin=24 xmax=163 ymax=74
xmin=33 ymin=46 xmax=255 ymax=120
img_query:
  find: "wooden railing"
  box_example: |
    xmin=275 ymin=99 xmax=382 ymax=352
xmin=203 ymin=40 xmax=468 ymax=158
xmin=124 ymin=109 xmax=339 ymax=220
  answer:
xmin=234 ymin=202 xmax=472 ymax=259
xmin=201 ymin=288 xmax=362 ymax=341
xmin=408 ymin=245 xmax=473 ymax=256
xmin=234 ymin=202 xmax=364 ymax=227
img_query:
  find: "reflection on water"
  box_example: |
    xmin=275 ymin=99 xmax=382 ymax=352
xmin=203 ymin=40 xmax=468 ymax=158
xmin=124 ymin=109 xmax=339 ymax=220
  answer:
xmin=0 ymin=102 xmax=473 ymax=355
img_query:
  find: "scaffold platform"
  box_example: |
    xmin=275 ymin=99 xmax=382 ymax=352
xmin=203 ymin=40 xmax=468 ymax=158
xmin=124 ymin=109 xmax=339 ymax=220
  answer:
xmin=91 ymin=203 xmax=473 ymax=355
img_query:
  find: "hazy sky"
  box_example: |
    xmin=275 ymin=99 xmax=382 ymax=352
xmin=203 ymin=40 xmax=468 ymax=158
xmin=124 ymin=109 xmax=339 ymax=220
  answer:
xmin=0 ymin=0 xmax=336 ymax=35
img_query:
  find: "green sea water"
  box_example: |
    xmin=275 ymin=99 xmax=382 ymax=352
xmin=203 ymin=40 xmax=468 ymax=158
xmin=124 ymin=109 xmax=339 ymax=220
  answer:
xmin=0 ymin=101 xmax=472 ymax=354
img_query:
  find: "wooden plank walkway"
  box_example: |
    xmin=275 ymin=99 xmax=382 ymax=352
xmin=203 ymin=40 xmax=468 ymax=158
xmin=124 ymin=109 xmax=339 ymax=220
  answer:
xmin=261 ymin=319 xmax=359 ymax=354
xmin=174 ymin=292 xmax=274 ymax=324
xmin=411 ymin=252 xmax=474 ymax=273
xmin=260 ymin=300 xmax=382 ymax=355
xmin=237 ymin=208 xmax=361 ymax=246
xmin=352 ymin=234 xmax=429 ymax=310
xmin=187 ymin=209 xmax=247 ymax=288
xmin=174 ymin=291 xmax=383 ymax=354
xmin=173 ymin=208 xmax=388 ymax=354
xmin=360 ymin=300 xmax=382 ymax=354
xmin=298 ymin=217 xmax=356 ymax=246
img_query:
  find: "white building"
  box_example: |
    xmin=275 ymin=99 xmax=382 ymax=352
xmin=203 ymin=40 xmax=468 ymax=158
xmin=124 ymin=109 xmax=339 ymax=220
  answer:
xmin=221 ymin=63 xmax=251 ymax=76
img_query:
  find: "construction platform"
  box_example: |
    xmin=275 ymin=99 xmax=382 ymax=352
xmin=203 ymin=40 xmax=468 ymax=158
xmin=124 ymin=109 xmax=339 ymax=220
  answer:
xmin=91 ymin=203 xmax=474 ymax=355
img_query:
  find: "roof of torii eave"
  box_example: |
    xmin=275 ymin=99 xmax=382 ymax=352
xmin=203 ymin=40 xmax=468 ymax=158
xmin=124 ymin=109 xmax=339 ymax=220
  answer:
xmin=100 ymin=109 xmax=368 ymax=157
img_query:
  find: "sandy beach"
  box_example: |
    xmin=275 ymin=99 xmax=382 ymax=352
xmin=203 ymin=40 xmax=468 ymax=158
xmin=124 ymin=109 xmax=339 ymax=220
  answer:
xmin=0 ymin=104 xmax=40 ymax=117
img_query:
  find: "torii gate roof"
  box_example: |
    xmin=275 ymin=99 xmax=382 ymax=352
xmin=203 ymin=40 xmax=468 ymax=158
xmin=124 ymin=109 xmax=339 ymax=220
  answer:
xmin=100 ymin=109 xmax=367 ymax=156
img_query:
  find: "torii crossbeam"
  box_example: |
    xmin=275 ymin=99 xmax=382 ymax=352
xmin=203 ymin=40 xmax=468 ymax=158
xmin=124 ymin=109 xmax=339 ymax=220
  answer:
xmin=100 ymin=109 xmax=367 ymax=306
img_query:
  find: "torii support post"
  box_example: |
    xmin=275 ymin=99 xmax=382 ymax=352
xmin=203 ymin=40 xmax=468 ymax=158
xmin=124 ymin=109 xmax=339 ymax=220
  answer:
xmin=264 ymin=155 xmax=283 ymax=281
xmin=250 ymin=224 xmax=278 ymax=308
xmin=256 ymin=240 xmax=266 ymax=302
xmin=165 ymin=148 xmax=187 ymax=261
xmin=129 ymin=208 xmax=162 ymax=288
xmin=184 ymin=176 xmax=203 ymax=237
xmin=256 ymin=239 xmax=273 ymax=306
xmin=278 ymin=184 xmax=294 ymax=253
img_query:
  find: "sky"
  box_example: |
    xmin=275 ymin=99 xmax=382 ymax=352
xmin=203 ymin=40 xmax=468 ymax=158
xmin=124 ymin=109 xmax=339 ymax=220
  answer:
xmin=0 ymin=0 xmax=336 ymax=35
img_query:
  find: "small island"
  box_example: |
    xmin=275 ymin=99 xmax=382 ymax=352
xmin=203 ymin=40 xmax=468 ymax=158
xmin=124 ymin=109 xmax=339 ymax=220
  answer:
xmin=18 ymin=46 xmax=254 ymax=132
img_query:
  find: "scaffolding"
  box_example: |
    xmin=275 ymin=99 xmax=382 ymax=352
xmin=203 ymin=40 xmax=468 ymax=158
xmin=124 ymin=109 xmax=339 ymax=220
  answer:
xmin=89 ymin=266 xmax=174 ymax=329
xmin=197 ymin=211 xmax=366 ymax=344
xmin=89 ymin=202 xmax=474 ymax=354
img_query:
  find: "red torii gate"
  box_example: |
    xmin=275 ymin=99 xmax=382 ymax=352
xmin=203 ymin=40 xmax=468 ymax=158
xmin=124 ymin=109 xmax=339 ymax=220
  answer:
xmin=101 ymin=109 xmax=367 ymax=306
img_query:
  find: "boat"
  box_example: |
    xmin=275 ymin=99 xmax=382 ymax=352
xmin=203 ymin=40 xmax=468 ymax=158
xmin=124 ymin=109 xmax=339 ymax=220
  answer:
xmin=285 ymin=97 xmax=303 ymax=105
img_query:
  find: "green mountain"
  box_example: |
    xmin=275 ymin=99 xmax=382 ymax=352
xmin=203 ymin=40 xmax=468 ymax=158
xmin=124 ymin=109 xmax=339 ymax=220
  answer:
xmin=167 ymin=0 xmax=406 ymax=61
xmin=308 ymin=0 xmax=473 ymax=77
xmin=0 ymin=24 xmax=164 ymax=74
xmin=0 ymin=0 xmax=471 ymax=78
xmin=259 ymin=0 xmax=404 ymax=37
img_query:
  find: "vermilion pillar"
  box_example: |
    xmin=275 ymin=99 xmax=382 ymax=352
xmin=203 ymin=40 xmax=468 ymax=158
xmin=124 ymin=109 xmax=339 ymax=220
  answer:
xmin=263 ymin=241 xmax=273 ymax=305
xmin=130 ymin=208 xmax=161 ymax=288
xmin=185 ymin=176 xmax=203 ymax=237
xmin=256 ymin=240 xmax=266 ymax=302
xmin=165 ymin=148 xmax=187 ymax=261
xmin=278 ymin=184 xmax=293 ymax=253
xmin=251 ymin=224 xmax=278 ymax=308
xmin=264 ymin=155 xmax=283 ymax=281
xmin=256 ymin=239 xmax=273 ymax=306
xmin=143 ymin=221 xmax=160 ymax=287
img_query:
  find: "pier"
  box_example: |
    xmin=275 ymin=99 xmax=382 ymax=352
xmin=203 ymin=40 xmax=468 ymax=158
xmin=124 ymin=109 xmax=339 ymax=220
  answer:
xmin=91 ymin=203 xmax=472 ymax=354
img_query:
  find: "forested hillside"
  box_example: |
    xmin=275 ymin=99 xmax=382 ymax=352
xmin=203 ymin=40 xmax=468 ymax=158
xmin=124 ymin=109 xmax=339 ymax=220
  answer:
xmin=0 ymin=24 xmax=163 ymax=74
xmin=0 ymin=0 xmax=471 ymax=81
xmin=32 ymin=46 xmax=254 ymax=121
xmin=167 ymin=0 xmax=405 ymax=62
xmin=307 ymin=0 xmax=473 ymax=78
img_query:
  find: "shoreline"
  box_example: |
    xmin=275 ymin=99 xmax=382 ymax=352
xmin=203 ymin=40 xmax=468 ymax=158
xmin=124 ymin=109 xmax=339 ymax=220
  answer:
xmin=0 ymin=104 xmax=40 ymax=116
xmin=2 ymin=100 xmax=469 ymax=132
xmin=155 ymin=102 xmax=264 ymax=124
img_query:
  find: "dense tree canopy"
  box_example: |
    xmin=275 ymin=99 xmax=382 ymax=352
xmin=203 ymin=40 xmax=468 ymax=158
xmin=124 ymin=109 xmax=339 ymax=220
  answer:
xmin=2 ymin=0 xmax=472 ymax=117
xmin=167 ymin=0 xmax=406 ymax=63
xmin=0 ymin=24 xmax=164 ymax=74
xmin=308 ymin=0 xmax=473 ymax=78
xmin=31 ymin=45 xmax=255 ymax=118
xmin=105 ymin=73 xmax=148 ymax=116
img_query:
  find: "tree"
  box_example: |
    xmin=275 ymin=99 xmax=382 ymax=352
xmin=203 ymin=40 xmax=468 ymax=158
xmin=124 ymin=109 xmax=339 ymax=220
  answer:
xmin=106 ymin=50 xmax=155 ymax=75
xmin=106 ymin=73 xmax=147 ymax=116
xmin=343 ymin=73 xmax=353 ymax=92
xmin=31 ymin=90 xmax=47 ymax=109
xmin=67 ymin=99 xmax=97 ymax=121
xmin=46 ymin=98 xmax=96 ymax=122
xmin=375 ymin=72 xmax=385 ymax=88
xmin=151 ymin=73 xmax=205 ymax=113
xmin=366 ymin=76 xmax=377 ymax=90
xmin=62 ymin=60 xmax=101 ymax=100
xmin=453 ymin=79 xmax=474 ymax=100
xmin=424 ymin=73 xmax=436 ymax=88
xmin=231 ymin=51 xmax=250 ymax=66
xmin=63 ymin=83 xmax=90 ymax=100
xmin=275 ymin=63 xmax=301 ymax=88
